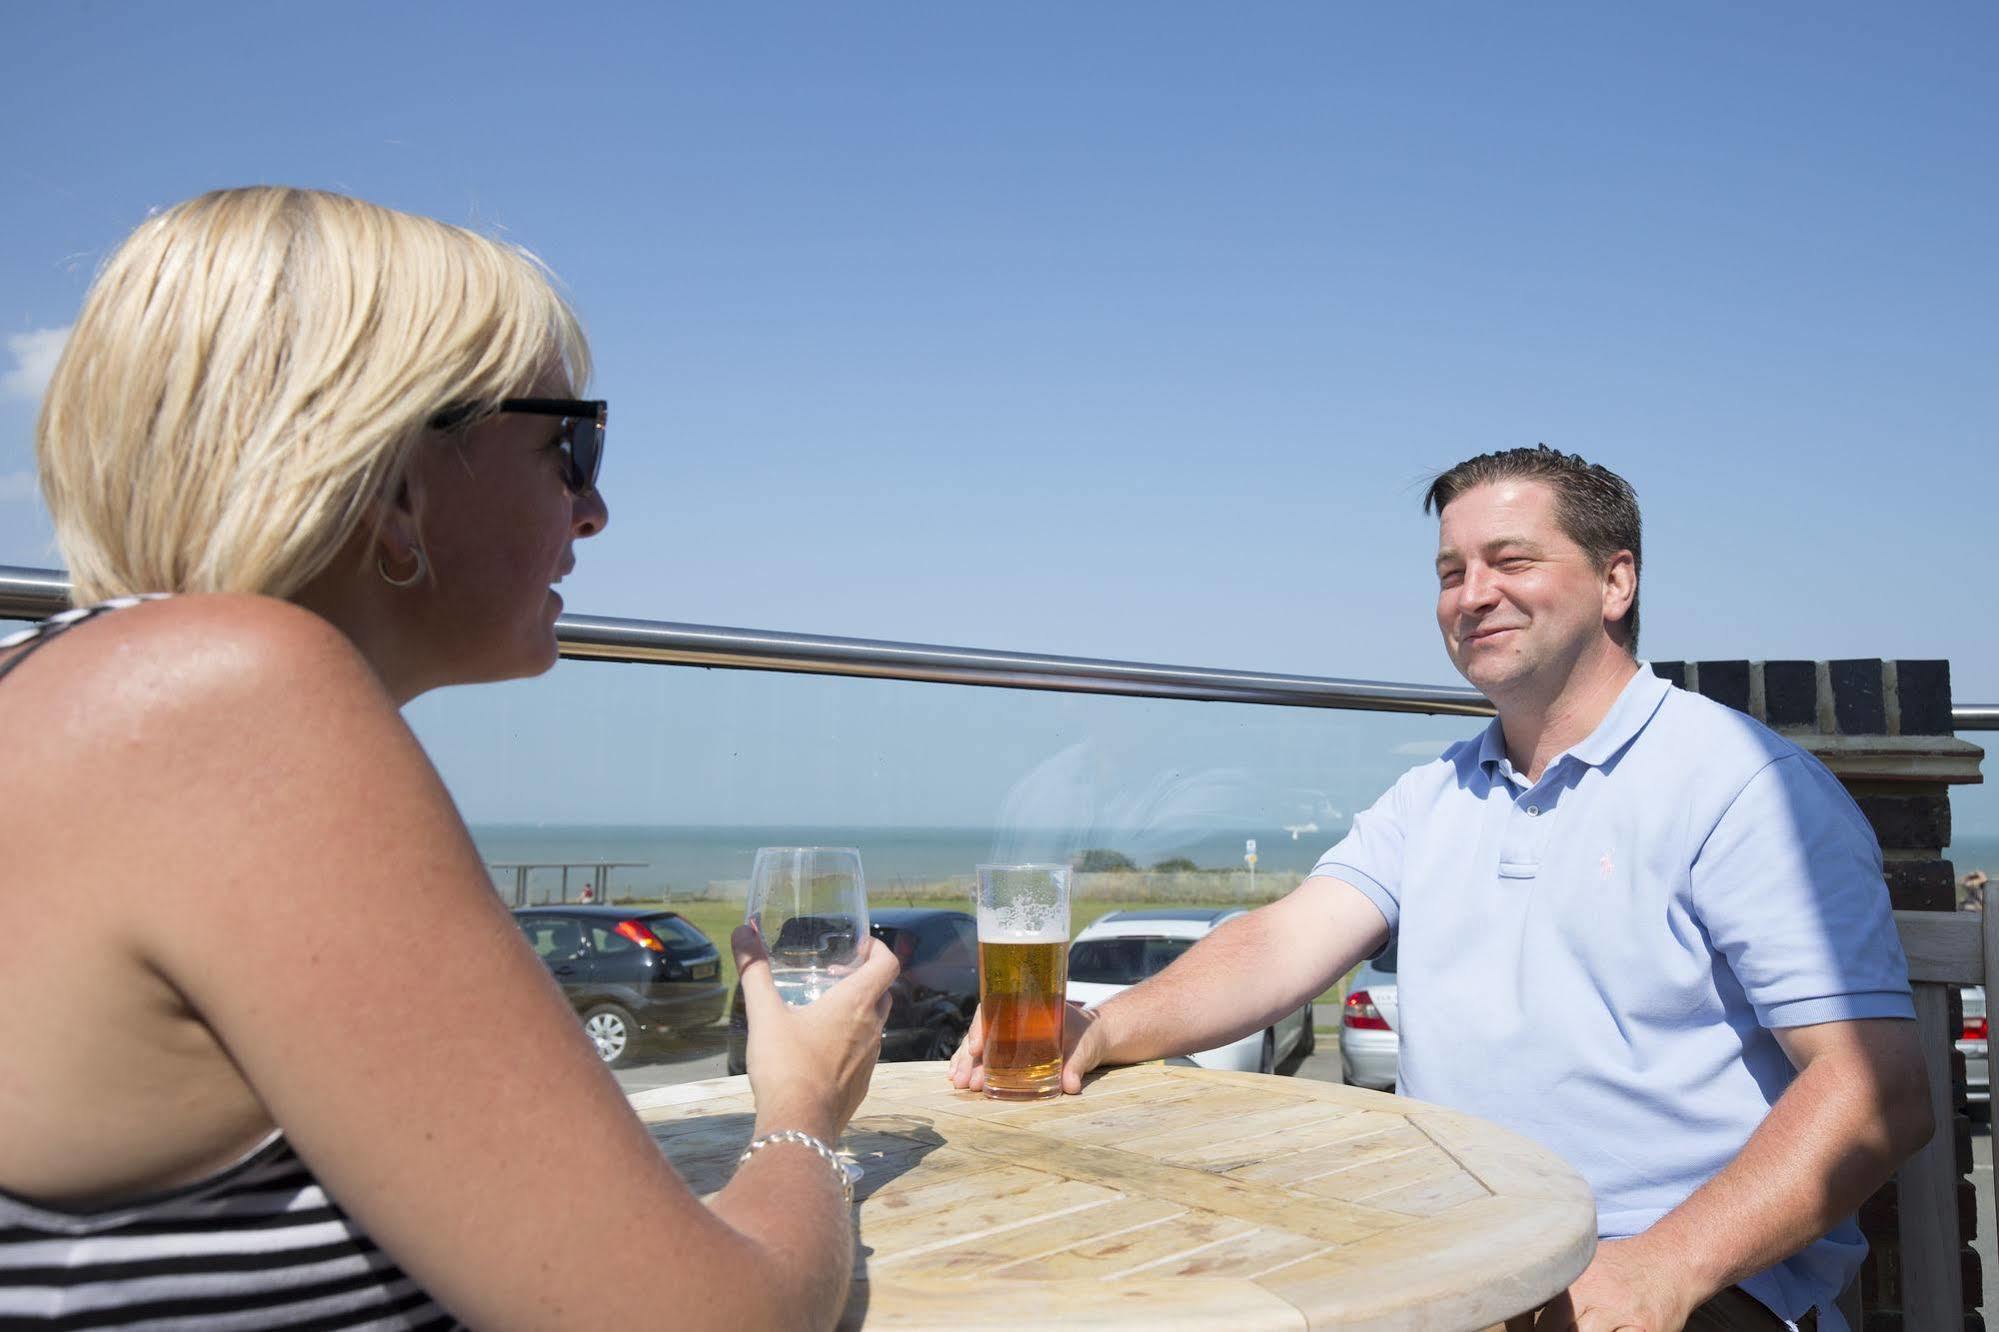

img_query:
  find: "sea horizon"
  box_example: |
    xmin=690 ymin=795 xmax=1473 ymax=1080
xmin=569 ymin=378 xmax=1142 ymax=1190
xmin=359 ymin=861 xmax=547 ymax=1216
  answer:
xmin=468 ymin=820 xmax=1345 ymax=900
xmin=467 ymin=820 xmax=1999 ymax=904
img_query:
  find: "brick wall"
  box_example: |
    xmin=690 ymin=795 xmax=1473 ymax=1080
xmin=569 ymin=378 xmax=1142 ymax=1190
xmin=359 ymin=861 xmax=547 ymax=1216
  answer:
xmin=1651 ymin=658 xmax=1985 ymax=1330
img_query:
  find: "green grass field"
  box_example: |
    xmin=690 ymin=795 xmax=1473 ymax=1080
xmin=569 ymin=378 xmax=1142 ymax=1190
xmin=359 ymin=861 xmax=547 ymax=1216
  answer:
xmin=655 ymin=897 xmax=1349 ymax=1027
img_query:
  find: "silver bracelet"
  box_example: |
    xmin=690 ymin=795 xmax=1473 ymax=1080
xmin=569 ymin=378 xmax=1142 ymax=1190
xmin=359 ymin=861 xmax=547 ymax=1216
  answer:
xmin=737 ymin=1130 xmax=854 ymax=1209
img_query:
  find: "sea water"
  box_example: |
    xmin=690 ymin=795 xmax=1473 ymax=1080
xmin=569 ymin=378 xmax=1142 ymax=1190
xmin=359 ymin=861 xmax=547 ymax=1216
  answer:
xmin=469 ymin=822 xmax=1339 ymax=899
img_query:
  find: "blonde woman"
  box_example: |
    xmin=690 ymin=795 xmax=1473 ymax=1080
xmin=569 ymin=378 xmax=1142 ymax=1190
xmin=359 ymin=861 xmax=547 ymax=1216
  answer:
xmin=0 ymin=187 xmax=896 ymax=1329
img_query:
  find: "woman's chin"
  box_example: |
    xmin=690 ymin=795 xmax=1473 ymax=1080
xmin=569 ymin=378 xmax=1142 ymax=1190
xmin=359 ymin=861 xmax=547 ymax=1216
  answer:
xmin=527 ymin=630 xmax=562 ymax=677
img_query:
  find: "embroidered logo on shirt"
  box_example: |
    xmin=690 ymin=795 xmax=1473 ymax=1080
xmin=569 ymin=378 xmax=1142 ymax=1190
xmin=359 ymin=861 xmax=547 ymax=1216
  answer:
xmin=1599 ymin=850 xmax=1616 ymax=879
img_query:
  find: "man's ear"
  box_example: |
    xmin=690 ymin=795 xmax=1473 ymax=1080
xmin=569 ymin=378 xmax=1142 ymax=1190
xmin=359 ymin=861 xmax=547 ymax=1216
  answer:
xmin=1601 ymin=550 xmax=1636 ymax=626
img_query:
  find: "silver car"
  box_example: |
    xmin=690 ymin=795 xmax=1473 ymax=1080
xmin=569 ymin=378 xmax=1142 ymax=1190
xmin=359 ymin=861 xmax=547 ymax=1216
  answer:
xmin=1067 ymin=907 xmax=1315 ymax=1074
xmin=1340 ymin=942 xmax=1399 ymax=1091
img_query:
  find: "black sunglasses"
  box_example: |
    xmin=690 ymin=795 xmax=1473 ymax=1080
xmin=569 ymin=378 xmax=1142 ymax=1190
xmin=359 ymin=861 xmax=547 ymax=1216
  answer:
xmin=429 ymin=397 xmax=606 ymax=494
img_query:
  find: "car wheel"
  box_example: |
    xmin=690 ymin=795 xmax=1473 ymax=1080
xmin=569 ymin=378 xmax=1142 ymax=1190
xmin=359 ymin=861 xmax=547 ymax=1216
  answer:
xmin=1296 ymin=1004 xmax=1316 ymax=1057
xmin=1258 ymin=1029 xmax=1276 ymax=1076
xmin=582 ymin=1004 xmax=637 ymax=1068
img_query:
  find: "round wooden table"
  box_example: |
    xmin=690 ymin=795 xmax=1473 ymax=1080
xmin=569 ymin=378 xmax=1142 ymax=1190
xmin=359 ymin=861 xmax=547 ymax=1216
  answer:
xmin=629 ymin=1061 xmax=1595 ymax=1331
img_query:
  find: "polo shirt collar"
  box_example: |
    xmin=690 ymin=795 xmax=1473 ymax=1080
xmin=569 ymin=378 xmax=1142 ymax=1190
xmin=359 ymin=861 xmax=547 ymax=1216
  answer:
xmin=1474 ymin=665 xmax=1673 ymax=778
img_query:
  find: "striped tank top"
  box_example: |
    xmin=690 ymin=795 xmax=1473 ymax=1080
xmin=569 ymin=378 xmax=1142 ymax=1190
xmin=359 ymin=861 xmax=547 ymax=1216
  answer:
xmin=0 ymin=599 xmax=459 ymax=1330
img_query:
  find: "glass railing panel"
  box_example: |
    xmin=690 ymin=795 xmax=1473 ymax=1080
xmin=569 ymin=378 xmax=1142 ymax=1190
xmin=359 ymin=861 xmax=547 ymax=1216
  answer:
xmin=401 ymin=654 xmax=1477 ymax=1086
xmin=405 ymin=655 xmax=1478 ymax=903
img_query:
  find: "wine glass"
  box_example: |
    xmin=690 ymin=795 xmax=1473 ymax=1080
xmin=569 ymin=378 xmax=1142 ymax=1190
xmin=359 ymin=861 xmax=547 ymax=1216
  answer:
xmin=745 ymin=846 xmax=871 ymax=1187
xmin=747 ymin=846 xmax=870 ymax=1003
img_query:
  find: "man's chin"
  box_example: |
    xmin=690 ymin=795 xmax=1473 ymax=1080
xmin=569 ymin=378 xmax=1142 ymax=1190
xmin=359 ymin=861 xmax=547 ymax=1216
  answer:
xmin=1456 ymin=653 xmax=1527 ymax=695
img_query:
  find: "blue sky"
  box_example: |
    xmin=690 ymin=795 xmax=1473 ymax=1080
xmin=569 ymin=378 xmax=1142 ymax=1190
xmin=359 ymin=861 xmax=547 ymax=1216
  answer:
xmin=3 ymin=4 xmax=1994 ymax=840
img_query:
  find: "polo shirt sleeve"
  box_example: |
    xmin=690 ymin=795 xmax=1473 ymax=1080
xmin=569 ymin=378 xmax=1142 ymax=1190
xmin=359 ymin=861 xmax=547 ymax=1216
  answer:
xmin=1691 ymin=751 xmax=1915 ymax=1029
xmin=1311 ymin=775 xmax=1410 ymax=936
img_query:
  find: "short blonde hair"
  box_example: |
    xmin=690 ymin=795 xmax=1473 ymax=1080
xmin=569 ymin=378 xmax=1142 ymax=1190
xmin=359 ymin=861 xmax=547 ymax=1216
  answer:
xmin=37 ymin=186 xmax=591 ymax=602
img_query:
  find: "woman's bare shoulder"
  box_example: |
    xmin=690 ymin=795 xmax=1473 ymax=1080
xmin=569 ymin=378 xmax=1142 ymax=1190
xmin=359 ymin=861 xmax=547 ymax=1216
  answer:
xmin=3 ymin=595 xmax=408 ymax=832
xmin=9 ymin=594 xmax=388 ymax=729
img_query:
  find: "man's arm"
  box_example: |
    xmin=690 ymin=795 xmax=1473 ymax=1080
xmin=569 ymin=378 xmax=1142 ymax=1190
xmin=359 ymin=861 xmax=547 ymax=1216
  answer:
xmin=1089 ymin=875 xmax=1389 ymax=1067
xmin=1542 ymin=1017 xmax=1933 ymax=1331
xmin=949 ymin=874 xmax=1388 ymax=1093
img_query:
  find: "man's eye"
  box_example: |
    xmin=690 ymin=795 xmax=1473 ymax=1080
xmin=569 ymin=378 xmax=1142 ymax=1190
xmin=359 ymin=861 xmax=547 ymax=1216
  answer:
xmin=1438 ymin=570 xmax=1463 ymax=588
xmin=1497 ymin=558 xmax=1533 ymax=572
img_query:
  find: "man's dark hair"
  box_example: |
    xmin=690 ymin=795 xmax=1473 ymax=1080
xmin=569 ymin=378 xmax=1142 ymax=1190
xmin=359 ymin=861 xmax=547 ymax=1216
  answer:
xmin=1422 ymin=444 xmax=1642 ymax=651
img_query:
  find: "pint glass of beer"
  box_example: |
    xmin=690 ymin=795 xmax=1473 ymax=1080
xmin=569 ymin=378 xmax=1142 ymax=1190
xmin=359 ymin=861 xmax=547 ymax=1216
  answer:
xmin=976 ymin=863 xmax=1071 ymax=1100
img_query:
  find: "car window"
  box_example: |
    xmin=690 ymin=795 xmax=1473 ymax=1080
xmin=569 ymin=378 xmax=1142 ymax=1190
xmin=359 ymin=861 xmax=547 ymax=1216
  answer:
xmin=1069 ymin=936 xmax=1196 ymax=985
xmin=931 ymin=919 xmax=976 ymax=968
xmin=645 ymin=914 xmax=709 ymax=948
xmin=777 ymin=914 xmax=859 ymax=953
xmin=871 ymin=924 xmax=918 ymax=967
xmin=519 ymin=917 xmax=586 ymax=960
xmin=590 ymin=923 xmax=636 ymax=955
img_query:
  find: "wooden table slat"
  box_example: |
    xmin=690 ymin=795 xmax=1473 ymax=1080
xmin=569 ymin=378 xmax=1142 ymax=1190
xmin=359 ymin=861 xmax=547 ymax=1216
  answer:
xmin=638 ymin=1061 xmax=1595 ymax=1330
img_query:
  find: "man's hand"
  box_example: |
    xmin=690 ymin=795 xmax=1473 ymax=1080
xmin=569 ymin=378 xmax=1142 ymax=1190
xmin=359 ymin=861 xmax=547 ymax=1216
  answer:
xmin=946 ymin=1000 xmax=1108 ymax=1095
xmin=1530 ymin=1238 xmax=1702 ymax=1332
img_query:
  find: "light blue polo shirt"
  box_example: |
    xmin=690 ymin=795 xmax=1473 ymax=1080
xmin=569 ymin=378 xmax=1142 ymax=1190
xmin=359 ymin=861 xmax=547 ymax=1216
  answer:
xmin=1313 ymin=666 xmax=1913 ymax=1328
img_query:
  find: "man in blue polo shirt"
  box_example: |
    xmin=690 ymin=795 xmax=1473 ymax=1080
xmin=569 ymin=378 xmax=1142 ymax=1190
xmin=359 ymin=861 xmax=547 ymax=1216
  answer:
xmin=950 ymin=446 xmax=1932 ymax=1330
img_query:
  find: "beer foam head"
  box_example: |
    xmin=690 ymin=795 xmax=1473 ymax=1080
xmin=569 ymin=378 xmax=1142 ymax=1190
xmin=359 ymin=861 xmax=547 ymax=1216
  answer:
xmin=975 ymin=862 xmax=1071 ymax=943
xmin=976 ymin=906 xmax=1068 ymax=944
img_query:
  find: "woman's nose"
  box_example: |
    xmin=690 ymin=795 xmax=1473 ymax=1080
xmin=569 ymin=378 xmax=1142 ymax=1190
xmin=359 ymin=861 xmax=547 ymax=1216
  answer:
xmin=575 ymin=486 xmax=609 ymax=538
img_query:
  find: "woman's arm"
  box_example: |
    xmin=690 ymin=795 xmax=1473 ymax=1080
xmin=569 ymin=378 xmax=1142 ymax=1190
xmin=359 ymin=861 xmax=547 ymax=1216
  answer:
xmin=60 ymin=596 xmax=883 ymax=1330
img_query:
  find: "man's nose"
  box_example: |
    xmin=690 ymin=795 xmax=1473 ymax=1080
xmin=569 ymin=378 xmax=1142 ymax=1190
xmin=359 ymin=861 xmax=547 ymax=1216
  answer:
xmin=1457 ymin=564 xmax=1501 ymax=613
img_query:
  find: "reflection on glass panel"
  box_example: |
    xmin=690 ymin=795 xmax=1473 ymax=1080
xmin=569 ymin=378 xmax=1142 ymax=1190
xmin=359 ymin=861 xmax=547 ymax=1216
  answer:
xmin=400 ymin=658 xmax=1478 ymax=1081
xmin=404 ymin=656 xmax=1477 ymax=910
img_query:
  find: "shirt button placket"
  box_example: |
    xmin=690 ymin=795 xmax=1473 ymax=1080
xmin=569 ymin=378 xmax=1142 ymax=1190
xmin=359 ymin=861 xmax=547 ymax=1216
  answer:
xmin=1522 ymin=785 xmax=1561 ymax=863
xmin=1497 ymin=781 xmax=1543 ymax=876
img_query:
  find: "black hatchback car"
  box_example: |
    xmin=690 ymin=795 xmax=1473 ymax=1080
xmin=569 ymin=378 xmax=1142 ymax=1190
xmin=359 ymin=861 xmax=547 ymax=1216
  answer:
xmin=726 ymin=907 xmax=980 ymax=1075
xmin=513 ymin=905 xmax=727 ymax=1067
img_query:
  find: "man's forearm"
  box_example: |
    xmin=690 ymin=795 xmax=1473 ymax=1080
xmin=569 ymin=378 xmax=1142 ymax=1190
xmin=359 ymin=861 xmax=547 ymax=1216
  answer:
xmin=1091 ymin=912 xmax=1296 ymax=1065
xmin=1622 ymin=1021 xmax=1932 ymax=1301
xmin=1092 ymin=880 xmax=1387 ymax=1068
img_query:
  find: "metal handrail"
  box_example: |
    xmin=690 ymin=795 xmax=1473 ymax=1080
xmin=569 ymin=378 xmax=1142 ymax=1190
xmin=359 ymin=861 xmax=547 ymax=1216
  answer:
xmin=552 ymin=611 xmax=1494 ymax=714
xmin=5 ymin=564 xmax=1995 ymax=728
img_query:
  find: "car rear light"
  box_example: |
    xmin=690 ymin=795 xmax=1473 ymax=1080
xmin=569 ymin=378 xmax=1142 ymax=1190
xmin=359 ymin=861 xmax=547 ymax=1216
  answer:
xmin=1343 ymin=990 xmax=1390 ymax=1031
xmin=615 ymin=920 xmax=666 ymax=952
xmin=1966 ymin=1016 xmax=1988 ymax=1042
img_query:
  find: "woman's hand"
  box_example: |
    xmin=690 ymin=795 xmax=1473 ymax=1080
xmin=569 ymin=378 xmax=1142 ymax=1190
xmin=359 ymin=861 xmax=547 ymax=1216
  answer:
xmin=732 ymin=926 xmax=898 ymax=1140
xmin=947 ymin=999 xmax=1108 ymax=1096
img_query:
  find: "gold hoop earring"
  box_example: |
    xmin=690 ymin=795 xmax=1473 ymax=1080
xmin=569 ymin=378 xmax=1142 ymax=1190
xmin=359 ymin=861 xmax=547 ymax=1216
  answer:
xmin=378 ymin=548 xmax=425 ymax=588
